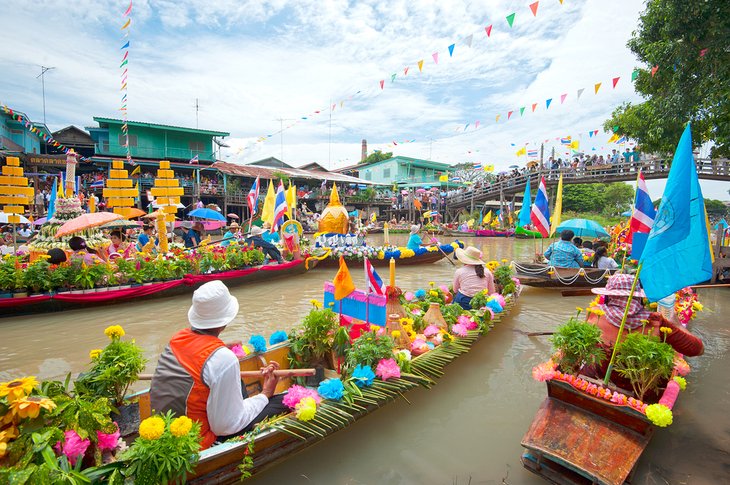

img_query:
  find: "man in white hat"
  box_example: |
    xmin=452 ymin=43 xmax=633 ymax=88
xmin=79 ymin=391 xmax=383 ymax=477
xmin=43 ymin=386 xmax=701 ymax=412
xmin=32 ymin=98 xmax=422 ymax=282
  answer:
xmin=150 ymin=280 xmax=287 ymax=449
xmin=221 ymin=222 xmax=240 ymax=248
xmin=180 ymin=220 xmax=201 ymax=249
xmin=246 ymin=226 xmax=284 ymax=264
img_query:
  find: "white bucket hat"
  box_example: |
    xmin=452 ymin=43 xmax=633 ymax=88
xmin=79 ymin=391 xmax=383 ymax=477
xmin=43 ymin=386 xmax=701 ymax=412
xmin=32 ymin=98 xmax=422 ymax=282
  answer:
xmin=249 ymin=226 xmax=263 ymax=236
xmin=188 ymin=280 xmax=240 ymax=330
xmin=410 ymin=224 xmax=420 ymax=235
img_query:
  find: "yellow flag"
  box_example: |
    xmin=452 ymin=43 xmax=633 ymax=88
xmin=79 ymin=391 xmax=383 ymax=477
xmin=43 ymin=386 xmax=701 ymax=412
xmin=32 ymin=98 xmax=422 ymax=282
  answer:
xmin=333 ymin=256 xmax=355 ymax=300
xmin=88 ymin=196 xmax=96 ymax=213
xmin=484 ymin=164 xmax=495 ymax=172
xmin=550 ymin=174 xmax=564 ymax=236
xmin=467 ymin=218 xmax=475 ymax=228
xmin=483 ymin=210 xmax=492 ymax=224
xmin=131 ymin=165 xmax=141 ymax=176
xmin=569 ymin=140 xmax=580 ymax=151
xmin=607 ymin=133 xmax=620 ymax=144
xmin=439 ymin=174 xmax=448 ymax=182
xmin=286 ymin=183 xmax=295 ymax=219
xmin=261 ymin=180 xmax=276 ymax=226
xmin=515 ymin=147 xmax=526 ymax=156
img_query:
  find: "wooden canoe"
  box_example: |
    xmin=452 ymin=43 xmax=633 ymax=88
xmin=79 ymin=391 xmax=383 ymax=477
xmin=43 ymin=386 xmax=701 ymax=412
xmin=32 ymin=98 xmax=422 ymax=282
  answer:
xmin=515 ymin=227 xmax=544 ymax=239
xmin=314 ymin=249 xmax=449 ymax=268
xmin=0 ymin=259 xmax=316 ymax=318
xmin=521 ymin=379 xmax=654 ymax=485
xmin=132 ymin=292 xmax=520 ymax=483
xmin=513 ymin=262 xmax=617 ymax=289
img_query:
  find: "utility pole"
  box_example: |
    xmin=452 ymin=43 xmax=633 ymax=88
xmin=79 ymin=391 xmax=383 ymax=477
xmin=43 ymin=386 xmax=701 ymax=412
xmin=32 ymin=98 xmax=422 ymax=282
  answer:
xmin=195 ymin=98 xmax=200 ymax=128
xmin=328 ymin=99 xmax=332 ymax=168
xmin=274 ymin=118 xmax=296 ymax=163
xmin=37 ymin=66 xmax=55 ymax=126
xmin=540 ymin=143 xmax=544 ymax=169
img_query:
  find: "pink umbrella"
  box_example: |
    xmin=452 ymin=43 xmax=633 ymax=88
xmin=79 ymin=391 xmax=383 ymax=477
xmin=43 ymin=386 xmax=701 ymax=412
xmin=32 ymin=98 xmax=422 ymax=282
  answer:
xmin=227 ymin=213 xmax=239 ymax=219
xmin=416 ymin=188 xmax=427 ymax=194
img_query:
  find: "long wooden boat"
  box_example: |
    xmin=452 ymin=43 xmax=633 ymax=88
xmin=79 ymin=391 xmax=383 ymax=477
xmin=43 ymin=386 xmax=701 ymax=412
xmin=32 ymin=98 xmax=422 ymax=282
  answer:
xmin=133 ymin=290 xmax=520 ymax=483
xmin=513 ymin=262 xmax=616 ymax=289
xmin=314 ymin=249 xmax=450 ymax=269
xmin=515 ymin=227 xmax=544 ymax=239
xmin=0 ymin=259 xmax=315 ymax=318
xmin=470 ymin=229 xmax=515 ymax=237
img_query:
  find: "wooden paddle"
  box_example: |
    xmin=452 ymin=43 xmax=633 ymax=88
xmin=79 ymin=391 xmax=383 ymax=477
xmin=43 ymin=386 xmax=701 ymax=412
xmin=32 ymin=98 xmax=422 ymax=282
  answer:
xmin=511 ymin=329 xmax=555 ymax=337
xmin=428 ymin=233 xmax=456 ymax=266
xmin=136 ymin=368 xmax=316 ymax=381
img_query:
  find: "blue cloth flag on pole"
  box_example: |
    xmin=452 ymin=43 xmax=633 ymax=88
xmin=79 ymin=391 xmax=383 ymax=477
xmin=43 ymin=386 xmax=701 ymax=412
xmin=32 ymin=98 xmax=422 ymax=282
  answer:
xmin=639 ymin=123 xmax=712 ymax=301
xmin=518 ymin=177 xmax=532 ymax=227
xmin=47 ymin=177 xmax=58 ymax=219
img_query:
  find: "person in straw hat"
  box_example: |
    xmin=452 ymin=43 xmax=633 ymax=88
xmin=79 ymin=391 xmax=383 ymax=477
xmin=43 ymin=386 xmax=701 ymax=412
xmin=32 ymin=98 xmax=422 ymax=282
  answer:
xmin=221 ymin=221 xmax=240 ymax=248
xmin=452 ymin=245 xmax=495 ymax=310
xmin=582 ymin=273 xmax=703 ymax=392
xmin=406 ymin=224 xmax=423 ymax=251
xmin=151 ymin=280 xmax=287 ymax=449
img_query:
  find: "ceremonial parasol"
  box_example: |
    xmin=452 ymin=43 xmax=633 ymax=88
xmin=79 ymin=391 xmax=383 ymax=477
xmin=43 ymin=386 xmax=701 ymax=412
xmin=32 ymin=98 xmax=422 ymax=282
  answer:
xmin=416 ymin=188 xmax=427 ymax=194
xmin=188 ymin=208 xmax=226 ymax=221
xmin=125 ymin=208 xmax=146 ymax=219
xmin=102 ymin=219 xmax=141 ymax=229
xmin=555 ymin=218 xmax=610 ymax=238
xmin=33 ymin=217 xmax=47 ymax=226
xmin=227 ymin=213 xmax=239 ymax=219
xmin=55 ymin=212 xmax=123 ymax=238
xmin=0 ymin=212 xmax=31 ymax=224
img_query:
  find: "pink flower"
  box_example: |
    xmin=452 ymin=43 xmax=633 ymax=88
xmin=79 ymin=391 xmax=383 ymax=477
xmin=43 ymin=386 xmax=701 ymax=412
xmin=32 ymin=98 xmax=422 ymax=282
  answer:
xmin=458 ymin=314 xmax=477 ymax=330
xmin=97 ymin=423 xmax=120 ymax=452
xmin=411 ymin=308 xmax=422 ymax=315
xmin=375 ymin=358 xmax=401 ymax=381
xmin=511 ymin=277 xmax=520 ymax=286
xmin=54 ymin=430 xmax=90 ymax=466
xmin=673 ymin=357 xmax=690 ymax=376
xmin=423 ymin=325 xmax=440 ymax=337
xmin=404 ymin=291 xmax=415 ymax=301
xmin=282 ymin=385 xmax=322 ymax=410
xmin=531 ymin=362 xmax=556 ymax=382
xmin=230 ymin=344 xmax=246 ymax=358
xmin=439 ymin=285 xmax=450 ymax=294
xmin=376 ymin=326 xmax=386 ymax=337
xmin=451 ymin=323 xmax=468 ymax=337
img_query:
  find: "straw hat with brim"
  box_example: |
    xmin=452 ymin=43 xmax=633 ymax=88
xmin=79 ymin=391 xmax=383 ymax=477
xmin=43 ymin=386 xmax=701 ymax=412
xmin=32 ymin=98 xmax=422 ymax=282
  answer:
xmin=229 ymin=222 xmax=239 ymax=229
xmin=188 ymin=280 xmax=240 ymax=330
xmin=410 ymin=224 xmax=420 ymax=235
xmin=249 ymin=226 xmax=264 ymax=236
xmin=455 ymin=246 xmax=486 ymax=266
xmin=591 ymin=273 xmax=646 ymax=298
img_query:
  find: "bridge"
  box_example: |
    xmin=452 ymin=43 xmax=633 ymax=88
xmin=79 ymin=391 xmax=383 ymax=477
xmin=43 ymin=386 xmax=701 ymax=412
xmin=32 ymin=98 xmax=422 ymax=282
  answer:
xmin=445 ymin=158 xmax=730 ymax=218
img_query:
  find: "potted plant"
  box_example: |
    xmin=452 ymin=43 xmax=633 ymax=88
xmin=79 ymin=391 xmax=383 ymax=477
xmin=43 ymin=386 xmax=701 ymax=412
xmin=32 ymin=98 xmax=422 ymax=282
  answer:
xmin=0 ymin=259 xmax=18 ymax=298
xmin=550 ymin=309 xmax=605 ymax=376
xmin=288 ymin=304 xmax=339 ymax=382
xmin=613 ymin=332 xmax=675 ymax=401
xmin=49 ymin=263 xmax=71 ymax=293
xmin=23 ymin=260 xmax=52 ymax=296
xmin=74 ymin=325 xmax=147 ymax=436
xmin=342 ymin=330 xmax=395 ymax=376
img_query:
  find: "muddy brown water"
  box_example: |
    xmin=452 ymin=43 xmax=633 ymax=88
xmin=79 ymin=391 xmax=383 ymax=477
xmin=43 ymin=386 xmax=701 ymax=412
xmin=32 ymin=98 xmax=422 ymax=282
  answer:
xmin=1 ymin=236 xmax=727 ymax=484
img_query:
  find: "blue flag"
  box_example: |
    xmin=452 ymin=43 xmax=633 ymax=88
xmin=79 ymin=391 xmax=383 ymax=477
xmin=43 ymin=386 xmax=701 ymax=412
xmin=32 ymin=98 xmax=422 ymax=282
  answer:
xmin=47 ymin=177 xmax=58 ymax=219
xmin=518 ymin=177 xmax=532 ymax=227
xmin=639 ymin=124 xmax=712 ymax=301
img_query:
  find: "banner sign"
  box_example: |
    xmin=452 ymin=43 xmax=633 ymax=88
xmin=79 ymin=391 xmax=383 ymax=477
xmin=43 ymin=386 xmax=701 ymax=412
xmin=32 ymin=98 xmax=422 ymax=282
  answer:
xmin=323 ymin=282 xmax=386 ymax=326
xmin=315 ymin=233 xmax=365 ymax=248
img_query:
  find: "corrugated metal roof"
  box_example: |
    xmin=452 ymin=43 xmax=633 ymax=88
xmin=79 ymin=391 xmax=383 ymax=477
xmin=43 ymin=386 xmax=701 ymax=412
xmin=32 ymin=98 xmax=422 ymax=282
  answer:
xmin=211 ymin=161 xmax=375 ymax=184
xmin=92 ymin=117 xmax=230 ymax=137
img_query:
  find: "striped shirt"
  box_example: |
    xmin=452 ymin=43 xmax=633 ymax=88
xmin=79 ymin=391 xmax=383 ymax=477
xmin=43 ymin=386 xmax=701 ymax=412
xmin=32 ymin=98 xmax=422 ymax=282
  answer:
xmin=544 ymin=240 xmax=583 ymax=268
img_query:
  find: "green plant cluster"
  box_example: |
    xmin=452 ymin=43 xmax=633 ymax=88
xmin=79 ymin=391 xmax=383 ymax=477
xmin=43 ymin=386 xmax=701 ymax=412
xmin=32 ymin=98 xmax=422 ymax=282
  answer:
xmin=343 ymin=331 xmax=395 ymax=376
xmin=550 ymin=316 xmax=606 ymax=375
xmin=613 ymin=332 xmax=675 ymax=400
xmin=288 ymin=308 xmax=339 ymax=368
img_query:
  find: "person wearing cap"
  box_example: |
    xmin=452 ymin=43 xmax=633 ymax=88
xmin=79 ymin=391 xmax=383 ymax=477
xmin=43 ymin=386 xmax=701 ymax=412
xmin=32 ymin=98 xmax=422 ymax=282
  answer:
xmin=583 ymin=274 xmax=703 ymax=391
xmin=150 ymin=280 xmax=287 ymax=449
xmin=246 ymin=226 xmax=284 ymax=264
xmin=180 ymin=221 xmax=200 ymax=248
xmin=452 ymin=246 xmax=496 ymax=310
xmin=543 ymin=230 xmax=583 ymax=268
xmin=406 ymin=224 xmax=423 ymax=252
xmin=221 ymin=222 xmax=240 ymax=248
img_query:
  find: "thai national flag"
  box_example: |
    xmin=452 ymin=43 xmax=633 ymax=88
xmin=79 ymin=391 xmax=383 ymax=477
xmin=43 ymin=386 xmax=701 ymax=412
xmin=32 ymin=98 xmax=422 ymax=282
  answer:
xmin=451 ymin=176 xmax=462 ymax=182
xmin=247 ymin=176 xmax=260 ymax=216
xmin=560 ymin=137 xmax=571 ymax=145
xmin=472 ymin=163 xmax=482 ymax=170
xmin=189 ymin=155 xmax=199 ymax=164
xmin=90 ymin=180 xmax=104 ymax=189
xmin=530 ymin=177 xmax=551 ymax=237
xmin=364 ymin=258 xmax=385 ymax=295
xmin=627 ymin=171 xmax=656 ymax=243
xmin=272 ymin=182 xmax=288 ymax=230
xmin=527 ymin=149 xmax=538 ymax=158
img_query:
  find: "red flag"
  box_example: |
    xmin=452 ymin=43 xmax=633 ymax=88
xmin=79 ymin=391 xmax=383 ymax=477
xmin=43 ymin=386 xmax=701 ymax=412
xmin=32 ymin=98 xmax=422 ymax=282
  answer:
xmin=529 ymin=1 xmax=539 ymax=16
xmin=485 ymin=25 xmax=492 ymax=37
xmin=612 ymin=76 xmax=620 ymax=88
xmin=651 ymin=65 xmax=659 ymax=77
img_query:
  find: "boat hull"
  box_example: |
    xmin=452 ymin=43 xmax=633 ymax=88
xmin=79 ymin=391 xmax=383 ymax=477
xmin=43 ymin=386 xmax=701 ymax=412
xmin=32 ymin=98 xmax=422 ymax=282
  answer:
xmin=513 ymin=262 xmax=616 ymax=289
xmin=515 ymin=227 xmax=544 ymax=239
xmin=0 ymin=259 xmax=314 ymax=318
xmin=314 ymin=250 xmax=448 ymax=268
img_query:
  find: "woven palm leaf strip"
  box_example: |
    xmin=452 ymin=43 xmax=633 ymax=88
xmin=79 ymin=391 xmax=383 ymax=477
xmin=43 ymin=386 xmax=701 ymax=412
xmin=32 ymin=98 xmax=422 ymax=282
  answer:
xmin=268 ymin=292 xmax=517 ymax=441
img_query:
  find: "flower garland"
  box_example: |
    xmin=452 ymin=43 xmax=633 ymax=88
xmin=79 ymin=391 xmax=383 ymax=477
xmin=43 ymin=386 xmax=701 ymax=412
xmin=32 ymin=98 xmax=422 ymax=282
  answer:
xmin=326 ymin=241 xmax=464 ymax=261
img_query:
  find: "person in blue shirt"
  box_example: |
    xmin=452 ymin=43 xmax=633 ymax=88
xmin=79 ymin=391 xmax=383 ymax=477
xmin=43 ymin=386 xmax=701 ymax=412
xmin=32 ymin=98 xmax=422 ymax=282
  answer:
xmin=261 ymin=222 xmax=280 ymax=244
xmin=221 ymin=222 xmax=240 ymax=248
xmin=181 ymin=221 xmax=201 ymax=249
xmin=136 ymin=225 xmax=155 ymax=251
xmin=406 ymin=225 xmax=423 ymax=251
xmin=544 ymin=230 xmax=583 ymax=268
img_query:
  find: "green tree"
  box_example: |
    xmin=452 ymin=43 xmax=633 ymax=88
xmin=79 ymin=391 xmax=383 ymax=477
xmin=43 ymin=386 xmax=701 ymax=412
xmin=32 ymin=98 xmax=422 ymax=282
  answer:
xmin=603 ymin=183 xmax=635 ymax=214
xmin=359 ymin=151 xmax=392 ymax=165
xmin=705 ymin=198 xmax=728 ymax=217
xmin=604 ymin=0 xmax=730 ymax=156
xmin=561 ymin=184 xmax=606 ymax=212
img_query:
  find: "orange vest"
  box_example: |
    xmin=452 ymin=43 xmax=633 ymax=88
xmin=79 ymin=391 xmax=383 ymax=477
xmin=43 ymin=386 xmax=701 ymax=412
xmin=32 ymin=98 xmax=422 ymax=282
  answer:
xmin=169 ymin=329 xmax=225 ymax=449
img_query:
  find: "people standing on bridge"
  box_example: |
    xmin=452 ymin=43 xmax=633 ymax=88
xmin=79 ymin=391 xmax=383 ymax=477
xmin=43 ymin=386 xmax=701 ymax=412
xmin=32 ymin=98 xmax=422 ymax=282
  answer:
xmin=543 ymin=230 xmax=583 ymax=268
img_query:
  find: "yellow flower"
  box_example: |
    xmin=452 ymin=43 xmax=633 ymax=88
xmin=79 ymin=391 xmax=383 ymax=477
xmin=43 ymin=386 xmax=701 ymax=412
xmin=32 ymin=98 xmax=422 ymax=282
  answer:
xmin=399 ymin=317 xmax=413 ymax=326
xmin=0 ymin=442 xmax=6 ymax=458
xmin=645 ymin=403 xmax=673 ymax=427
xmin=429 ymin=290 xmax=438 ymax=297
xmin=592 ymin=309 xmax=605 ymax=316
xmin=692 ymin=301 xmax=703 ymax=312
xmin=139 ymin=416 xmax=166 ymax=440
xmin=575 ymin=307 xmax=583 ymax=314
xmin=309 ymin=299 xmax=322 ymax=309
xmin=370 ymin=325 xmax=380 ymax=332
xmin=170 ymin=416 xmax=193 ymax=437
xmin=659 ymin=327 xmax=673 ymax=335
xmin=10 ymin=396 xmax=56 ymax=419
xmin=673 ymin=376 xmax=687 ymax=391
xmin=377 ymin=251 xmax=385 ymax=260
xmin=104 ymin=325 xmax=125 ymax=340
xmin=89 ymin=349 xmax=102 ymax=360
xmin=428 ymin=281 xmax=435 ymax=287
xmin=649 ymin=302 xmax=658 ymax=309
xmin=295 ymin=396 xmax=317 ymax=421
xmin=391 ymin=331 xmax=401 ymax=339
xmin=0 ymin=426 xmax=18 ymax=443
xmin=0 ymin=376 xmax=39 ymax=402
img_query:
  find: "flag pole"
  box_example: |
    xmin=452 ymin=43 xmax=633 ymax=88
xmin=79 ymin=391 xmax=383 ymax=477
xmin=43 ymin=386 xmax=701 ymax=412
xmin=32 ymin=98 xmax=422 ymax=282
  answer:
xmin=603 ymin=263 xmax=643 ymax=385
xmin=364 ymin=258 xmax=370 ymax=326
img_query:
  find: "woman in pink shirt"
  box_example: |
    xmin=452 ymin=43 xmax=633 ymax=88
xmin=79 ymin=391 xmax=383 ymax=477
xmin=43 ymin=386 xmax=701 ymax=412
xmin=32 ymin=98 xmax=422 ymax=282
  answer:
xmin=452 ymin=246 xmax=495 ymax=310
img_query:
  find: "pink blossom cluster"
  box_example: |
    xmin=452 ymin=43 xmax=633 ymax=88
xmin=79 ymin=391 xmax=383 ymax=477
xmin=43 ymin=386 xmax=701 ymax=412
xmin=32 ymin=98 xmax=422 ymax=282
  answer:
xmin=375 ymin=358 xmax=401 ymax=381
xmin=282 ymin=385 xmax=322 ymax=410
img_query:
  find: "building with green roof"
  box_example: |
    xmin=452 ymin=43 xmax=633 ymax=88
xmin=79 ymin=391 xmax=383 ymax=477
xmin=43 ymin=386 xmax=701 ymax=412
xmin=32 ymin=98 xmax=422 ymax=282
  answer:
xmin=352 ymin=156 xmax=455 ymax=186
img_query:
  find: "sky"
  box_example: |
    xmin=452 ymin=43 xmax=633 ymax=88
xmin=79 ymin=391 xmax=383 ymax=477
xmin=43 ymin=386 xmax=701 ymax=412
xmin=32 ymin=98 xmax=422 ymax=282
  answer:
xmin=1 ymin=0 xmax=727 ymax=200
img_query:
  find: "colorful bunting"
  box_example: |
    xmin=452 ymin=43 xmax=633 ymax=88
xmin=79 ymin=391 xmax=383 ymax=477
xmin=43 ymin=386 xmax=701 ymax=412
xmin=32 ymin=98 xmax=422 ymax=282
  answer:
xmin=531 ymin=103 xmax=537 ymax=112
xmin=485 ymin=25 xmax=493 ymax=37
xmin=391 ymin=74 xmax=396 ymax=82
xmin=465 ymin=34 xmax=473 ymax=47
xmin=577 ymin=88 xmax=585 ymax=100
xmin=612 ymin=76 xmax=620 ymax=88
xmin=594 ymin=82 xmax=601 ymax=94
xmin=651 ymin=65 xmax=659 ymax=77
xmin=631 ymin=69 xmax=639 ymax=81
xmin=404 ymin=67 xmax=409 ymax=75
xmin=560 ymin=93 xmax=567 ymax=104
xmin=545 ymin=98 xmax=552 ymax=109
xmin=432 ymin=52 xmax=439 ymax=64
xmin=448 ymin=44 xmax=455 ymax=56
xmin=506 ymin=13 xmax=516 ymax=28
xmin=508 ymin=111 xmax=514 ymax=120
xmin=379 ymin=80 xmax=384 ymax=89
xmin=520 ymin=107 xmax=525 ymax=116
xmin=418 ymin=60 xmax=424 ymax=72
xmin=529 ymin=1 xmax=539 ymax=16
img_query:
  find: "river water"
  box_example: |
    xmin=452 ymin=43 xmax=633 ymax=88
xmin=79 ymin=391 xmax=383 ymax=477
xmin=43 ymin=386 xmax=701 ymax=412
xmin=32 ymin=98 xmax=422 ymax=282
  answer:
xmin=1 ymin=236 xmax=728 ymax=484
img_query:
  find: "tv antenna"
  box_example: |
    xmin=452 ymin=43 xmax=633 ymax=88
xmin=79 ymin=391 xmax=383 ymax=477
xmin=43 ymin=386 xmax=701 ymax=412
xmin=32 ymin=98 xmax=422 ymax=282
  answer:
xmin=36 ymin=66 xmax=55 ymax=125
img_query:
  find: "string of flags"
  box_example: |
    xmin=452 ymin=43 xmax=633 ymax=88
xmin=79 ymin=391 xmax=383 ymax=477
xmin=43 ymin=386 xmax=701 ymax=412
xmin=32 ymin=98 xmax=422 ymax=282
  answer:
xmin=119 ymin=1 xmax=133 ymax=165
xmin=0 ymin=103 xmax=89 ymax=161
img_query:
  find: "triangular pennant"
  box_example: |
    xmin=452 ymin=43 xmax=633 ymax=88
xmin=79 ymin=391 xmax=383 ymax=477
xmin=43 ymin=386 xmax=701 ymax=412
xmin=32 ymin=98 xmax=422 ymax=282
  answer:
xmin=560 ymin=93 xmax=567 ymax=104
xmin=577 ymin=88 xmax=585 ymax=100
xmin=520 ymin=107 xmax=525 ymax=116
xmin=699 ymin=48 xmax=708 ymax=57
xmin=404 ymin=67 xmax=409 ymax=76
xmin=589 ymin=131 xmax=593 ymax=138
xmin=631 ymin=69 xmax=639 ymax=81
xmin=506 ymin=13 xmax=516 ymax=28
xmin=391 ymin=73 xmax=396 ymax=82
xmin=418 ymin=60 xmax=424 ymax=72
xmin=496 ymin=114 xmax=501 ymax=122
xmin=546 ymin=98 xmax=552 ymax=109
xmin=508 ymin=111 xmax=514 ymax=120
xmin=529 ymin=1 xmax=539 ymax=16
xmin=594 ymin=130 xmax=599 ymax=136
xmin=594 ymin=82 xmax=602 ymax=94
xmin=475 ymin=120 xmax=480 ymax=129
xmin=432 ymin=52 xmax=439 ymax=64
xmin=485 ymin=25 xmax=493 ymax=37
xmin=465 ymin=34 xmax=473 ymax=47
xmin=448 ymin=44 xmax=455 ymax=57
xmin=464 ymin=123 xmax=470 ymax=131
xmin=121 ymin=18 xmax=131 ymax=30
xmin=612 ymin=76 xmax=620 ymax=88
xmin=379 ymin=80 xmax=384 ymax=89
xmin=121 ymin=41 xmax=129 ymax=49
xmin=531 ymin=103 xmax=537 ymax=112
xmin=651 ymin=65 xmax=659 ymax=77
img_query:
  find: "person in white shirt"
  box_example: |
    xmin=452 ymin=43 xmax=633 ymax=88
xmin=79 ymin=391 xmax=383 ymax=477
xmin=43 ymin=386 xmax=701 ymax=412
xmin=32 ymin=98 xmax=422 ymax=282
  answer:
xmin=592 ymin=246 xmax=619 ymax=270
xmin=150 ymin=280 xmax=287 ymax=449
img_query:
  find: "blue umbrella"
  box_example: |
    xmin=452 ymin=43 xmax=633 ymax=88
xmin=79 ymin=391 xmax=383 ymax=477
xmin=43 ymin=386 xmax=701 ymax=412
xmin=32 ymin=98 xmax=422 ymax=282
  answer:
xmin=188 ymin=208 xmax=226 ymax=221
xmin=555 ymin=218 xmax=609 ymax=238
xmin=621 ymin=210 xmax=632 ymax=217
